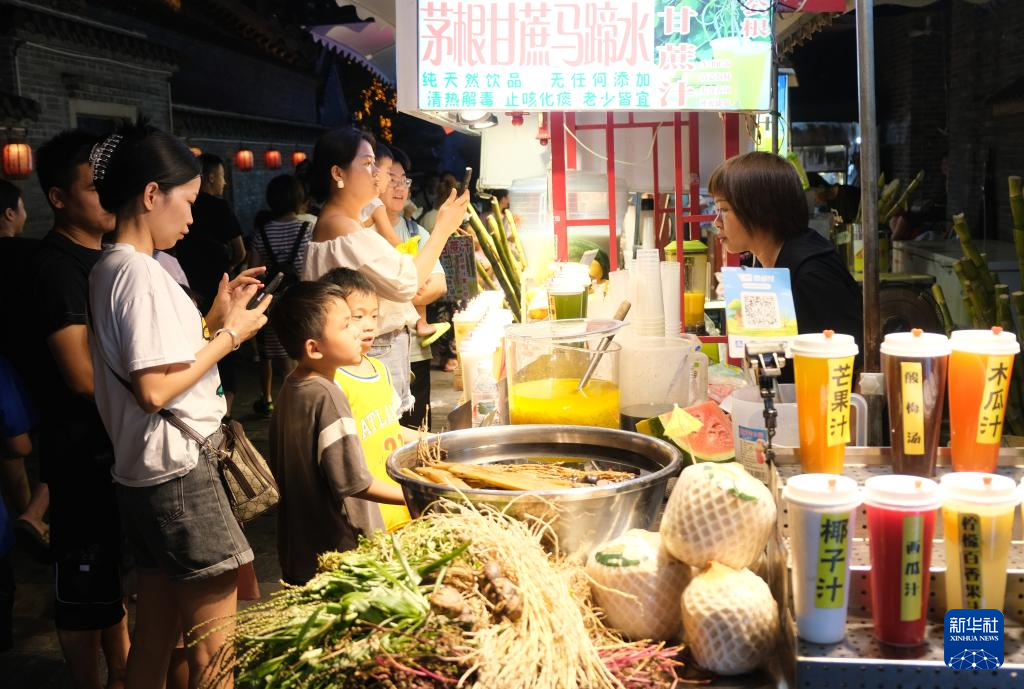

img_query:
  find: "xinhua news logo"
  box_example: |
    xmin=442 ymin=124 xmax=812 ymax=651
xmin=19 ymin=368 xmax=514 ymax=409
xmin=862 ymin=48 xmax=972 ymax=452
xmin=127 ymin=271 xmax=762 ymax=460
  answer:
xmin=944 ymin=610 xmax=1004 ymax=670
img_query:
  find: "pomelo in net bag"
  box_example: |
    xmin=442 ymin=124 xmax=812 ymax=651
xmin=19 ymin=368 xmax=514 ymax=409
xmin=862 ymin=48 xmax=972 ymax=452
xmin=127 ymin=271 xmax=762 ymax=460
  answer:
xmin=659 ymin=462 xmax=776 ymax=569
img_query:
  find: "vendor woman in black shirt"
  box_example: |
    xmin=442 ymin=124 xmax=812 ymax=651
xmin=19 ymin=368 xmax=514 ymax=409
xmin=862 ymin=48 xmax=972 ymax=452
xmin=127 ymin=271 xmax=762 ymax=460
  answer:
xmin=709 ymin=152 xmax=863 ymax=362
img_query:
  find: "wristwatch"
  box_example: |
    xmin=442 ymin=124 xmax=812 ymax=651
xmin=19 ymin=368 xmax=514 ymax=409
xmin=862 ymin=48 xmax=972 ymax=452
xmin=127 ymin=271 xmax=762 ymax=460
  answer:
xmin=215 ymin=327 xmax=241 ymax=351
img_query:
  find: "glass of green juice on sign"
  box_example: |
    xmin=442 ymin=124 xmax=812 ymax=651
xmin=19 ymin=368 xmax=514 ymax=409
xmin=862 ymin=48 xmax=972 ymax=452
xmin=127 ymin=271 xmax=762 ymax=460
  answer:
xmin=505 ymin=319 xmax=624 ymax=428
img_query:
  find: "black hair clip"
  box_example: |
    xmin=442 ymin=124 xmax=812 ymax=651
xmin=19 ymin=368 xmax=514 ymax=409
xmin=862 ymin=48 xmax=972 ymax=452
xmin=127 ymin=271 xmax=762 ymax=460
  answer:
xmin=89 ymin=134 xmax=123 ymax=182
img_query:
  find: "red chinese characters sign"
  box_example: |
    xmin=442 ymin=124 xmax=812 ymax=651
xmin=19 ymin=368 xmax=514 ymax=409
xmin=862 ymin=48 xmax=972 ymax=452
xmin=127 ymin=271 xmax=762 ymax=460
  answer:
xmin=417 ymin=0 xmax=774 ymax=112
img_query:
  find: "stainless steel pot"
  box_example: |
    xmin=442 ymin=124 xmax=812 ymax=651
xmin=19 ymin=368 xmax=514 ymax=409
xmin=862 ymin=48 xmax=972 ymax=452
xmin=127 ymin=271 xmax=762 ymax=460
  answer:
xmin=386 ymin=425 xmax=683 ymax=559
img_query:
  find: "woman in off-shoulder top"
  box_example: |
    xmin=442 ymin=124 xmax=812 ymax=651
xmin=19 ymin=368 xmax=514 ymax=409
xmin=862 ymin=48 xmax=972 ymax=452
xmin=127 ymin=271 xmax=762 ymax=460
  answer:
xmin=301 ymin=128 xmax=469 ymax=412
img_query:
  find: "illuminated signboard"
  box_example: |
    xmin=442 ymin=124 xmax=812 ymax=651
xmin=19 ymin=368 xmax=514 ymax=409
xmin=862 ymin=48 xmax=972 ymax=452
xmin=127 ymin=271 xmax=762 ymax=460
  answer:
xmin=416 ymin=0 xmax=774 ymax=113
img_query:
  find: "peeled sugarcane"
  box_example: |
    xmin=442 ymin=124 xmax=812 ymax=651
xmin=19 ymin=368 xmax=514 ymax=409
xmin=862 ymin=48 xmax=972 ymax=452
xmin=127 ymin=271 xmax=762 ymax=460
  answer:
xmin=882 ymin=170 xmax=925 ymax=224
xmin=931 ymin=283 xmax=955 ymax=336
xmin=467 ymin=204 xmax=521 ymax=320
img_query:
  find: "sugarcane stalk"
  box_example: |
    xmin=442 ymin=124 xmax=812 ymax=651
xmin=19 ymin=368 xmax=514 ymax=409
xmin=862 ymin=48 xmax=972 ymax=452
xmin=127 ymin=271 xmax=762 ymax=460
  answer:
xmin=1010 ymin=177 xmax=1024 ymax=282
xmin=878 ymin=172 xmax=886 ymax=190
xmin=931 ymin=283 xmax=954 ymax=336
xmin=1012 ymin=291 xmax=1024 ymax=352
xmin=467 ymin=204 xmax=520 ymax=320
xmin=882 ymin=170 xmax=925 ymax=223
xmin=476 ymin=259 xmax=498 ymax=290
xmin=876 ymin=179 xmax=903 ymax=223
xmin=997 ymin=293 xmax=1014 ymax=333
xmin=953 ymin=215 xmax=998 ymax=315
xmin=954 ymin=260 xmax=994 ymax=326
xmin=504 ymin=209 xmax=527 ymax=269
xmin=487 ymin=212 xmax=521 ymax=294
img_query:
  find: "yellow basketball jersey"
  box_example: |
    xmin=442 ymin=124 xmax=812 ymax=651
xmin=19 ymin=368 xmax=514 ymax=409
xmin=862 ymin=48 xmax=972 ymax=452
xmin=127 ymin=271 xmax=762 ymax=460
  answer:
xmin=334 ymin=357 xmax=411 ymax=531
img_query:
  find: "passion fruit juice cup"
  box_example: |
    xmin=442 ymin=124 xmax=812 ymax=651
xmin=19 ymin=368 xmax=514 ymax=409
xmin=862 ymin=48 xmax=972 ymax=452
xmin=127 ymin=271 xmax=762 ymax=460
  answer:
xmin=940 ymin=472 xmax=1018 ymax=612
xmin=949 ymin=327 xmax=1020 ymax=473
xmin=792 ymin=331 xmax=860 ymax=474
xmin=783 ymin=474 xmax=861 ymax=644
xmin=864 ymin=475 xmax=941 ymax=647
xmin=880 ymin=329 xmax=950 ymax=478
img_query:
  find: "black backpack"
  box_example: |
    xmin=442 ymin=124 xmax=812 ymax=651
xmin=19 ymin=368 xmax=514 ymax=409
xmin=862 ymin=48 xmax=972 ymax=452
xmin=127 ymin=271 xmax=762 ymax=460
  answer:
xmin=257 ymin=220 xmax=309 ymax=292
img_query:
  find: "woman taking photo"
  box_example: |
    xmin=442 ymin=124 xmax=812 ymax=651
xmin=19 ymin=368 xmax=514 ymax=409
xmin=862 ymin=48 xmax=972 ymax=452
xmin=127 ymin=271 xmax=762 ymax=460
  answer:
xmin=301 ymin=128 xmax=468 ymax=411
xmin=88 ymin=121 xmax=270 ymax=688
xmin=709 ymin=151 xmax=863 ymax=360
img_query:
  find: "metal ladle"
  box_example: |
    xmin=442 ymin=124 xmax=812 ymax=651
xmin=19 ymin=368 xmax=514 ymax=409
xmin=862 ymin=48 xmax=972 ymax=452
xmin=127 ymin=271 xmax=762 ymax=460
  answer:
xmin=577 ymin=300 xmax=631 ymax=392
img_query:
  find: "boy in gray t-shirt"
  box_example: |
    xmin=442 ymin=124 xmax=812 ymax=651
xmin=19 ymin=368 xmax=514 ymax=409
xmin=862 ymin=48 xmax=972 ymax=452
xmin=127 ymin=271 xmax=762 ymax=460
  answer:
xmin=268 ymin=282 xmax=406 ymax=584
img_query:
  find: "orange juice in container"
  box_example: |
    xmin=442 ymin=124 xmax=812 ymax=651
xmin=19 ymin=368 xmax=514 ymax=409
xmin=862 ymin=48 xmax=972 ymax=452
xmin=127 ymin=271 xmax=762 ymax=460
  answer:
xmin=791 ymin=330 xmax=859 ymax=474
xmin=949 ymin=327 xmax=1020 ymax=473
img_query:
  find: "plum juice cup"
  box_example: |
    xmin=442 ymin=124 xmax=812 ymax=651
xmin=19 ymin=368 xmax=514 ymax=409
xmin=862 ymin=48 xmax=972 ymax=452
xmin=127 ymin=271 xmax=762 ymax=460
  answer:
xmin=880 ymin=329 xmax=950 ymax=477
xmin=864 ymin=475 xmax=941 ymax=647
xmin=782 ymin=474 xmax=861 ymax=644
xmin=940 ymin=472 xmax=1019 ymax=612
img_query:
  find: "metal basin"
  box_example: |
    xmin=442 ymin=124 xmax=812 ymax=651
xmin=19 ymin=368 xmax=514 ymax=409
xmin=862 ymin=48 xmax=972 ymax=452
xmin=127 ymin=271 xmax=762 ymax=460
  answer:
xmin=386 ymin=425 xmax=683 ymax=559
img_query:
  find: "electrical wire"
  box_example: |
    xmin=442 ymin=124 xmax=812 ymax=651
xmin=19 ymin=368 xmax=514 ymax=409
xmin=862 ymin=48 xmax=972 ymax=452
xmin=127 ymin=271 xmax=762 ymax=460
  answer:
xmin=561 ymin=121 xmax=663 ymax=167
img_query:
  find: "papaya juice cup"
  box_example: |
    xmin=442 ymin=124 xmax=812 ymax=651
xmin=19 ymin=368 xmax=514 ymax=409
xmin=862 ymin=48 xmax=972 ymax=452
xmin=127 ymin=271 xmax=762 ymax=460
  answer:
xmin=792 ymin=331 xmax=860 ymax=474
xmin=949 ymin=328 xmax=1020 ymax=473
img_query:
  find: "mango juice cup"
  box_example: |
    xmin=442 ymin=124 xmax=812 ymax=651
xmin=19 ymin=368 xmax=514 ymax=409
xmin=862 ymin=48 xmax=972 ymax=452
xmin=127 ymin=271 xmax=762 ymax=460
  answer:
xmin=949 ymin=328 xmax=1020 ymax=473
xmin=792 ymin=331 xmax=860 ymax=474
xmin=940 ymin=472 xmax=1019 ymax=612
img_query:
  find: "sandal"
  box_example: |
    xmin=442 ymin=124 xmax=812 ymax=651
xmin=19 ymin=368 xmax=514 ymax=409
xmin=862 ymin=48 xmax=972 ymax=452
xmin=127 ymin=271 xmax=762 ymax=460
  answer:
xmin=15 ymin=518 xmax=50 ymax=563
xmin=442 ymin=358 xmax=459 ymax=373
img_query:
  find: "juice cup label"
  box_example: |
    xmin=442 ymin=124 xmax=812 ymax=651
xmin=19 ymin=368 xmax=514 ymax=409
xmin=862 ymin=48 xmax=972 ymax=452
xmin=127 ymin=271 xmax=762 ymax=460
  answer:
xmin=900 ymin=515 xmax=925 ymax=622
xmin=826 ymin=356 xmax=855 ymax=447
xmin=900 ymin=362 xmax=926 ymax=455
xmin=815 ymin=512 xmax=850 ymax=609
xmin=958 ymin=513 xmax=983 ymax=609
xmin=976 ymin=355 xmax=1013 ymax=444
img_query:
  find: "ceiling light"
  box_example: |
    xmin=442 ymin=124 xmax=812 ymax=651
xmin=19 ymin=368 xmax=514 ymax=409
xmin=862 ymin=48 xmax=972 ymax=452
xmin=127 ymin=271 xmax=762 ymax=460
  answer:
xmin=460 ymin=110 xmax=488 ymax=122
xmin=470 ymin=114 xmax=498 ymax=130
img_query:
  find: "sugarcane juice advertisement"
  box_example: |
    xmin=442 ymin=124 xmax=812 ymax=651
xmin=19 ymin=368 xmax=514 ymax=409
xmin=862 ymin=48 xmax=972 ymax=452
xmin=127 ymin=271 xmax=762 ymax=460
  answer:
xmin=414 ymin=0 xmax=773 ymax=112
xmin=721 ymin=267 xmax=798 ymax=359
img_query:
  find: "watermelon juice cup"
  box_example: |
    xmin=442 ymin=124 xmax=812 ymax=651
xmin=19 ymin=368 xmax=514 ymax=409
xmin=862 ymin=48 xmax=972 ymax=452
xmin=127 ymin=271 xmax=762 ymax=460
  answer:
xmin=940 ymin=472 xmax=1019 ymax=612
xmin=949 ymin=328 xmax=1020 ymax=473
xmin=864 ymin=475 xmax=941 ymax=647
xmin=792 ymin=331 xmax=860 ymax=474
xmin=783 ymin=474 xmax=861 ymax=644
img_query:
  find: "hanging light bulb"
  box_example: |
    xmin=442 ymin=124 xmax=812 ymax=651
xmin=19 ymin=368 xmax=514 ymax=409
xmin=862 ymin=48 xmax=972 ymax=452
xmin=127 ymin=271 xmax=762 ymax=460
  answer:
xmin=460 ymin=110 xmax=488 ymax=123
xmin=470 ymin=114 xmax=498 ymax=130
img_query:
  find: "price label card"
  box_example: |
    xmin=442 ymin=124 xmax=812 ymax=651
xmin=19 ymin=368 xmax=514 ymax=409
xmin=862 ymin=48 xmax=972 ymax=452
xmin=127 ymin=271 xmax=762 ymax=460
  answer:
xmin=826 ymin=356 xmax=855 ymax=447
xmin=815 ymin=512 xmax=850 ymax=609
xmin=976 ymin=355 xmax=1013 ymax=444
xmin=901 ymin=362 xmax=925 ymax=455
xmin=900 ymin=515 xmax=924 ymax=622
xmin=959 ymin=513 xmax=983 ymax=609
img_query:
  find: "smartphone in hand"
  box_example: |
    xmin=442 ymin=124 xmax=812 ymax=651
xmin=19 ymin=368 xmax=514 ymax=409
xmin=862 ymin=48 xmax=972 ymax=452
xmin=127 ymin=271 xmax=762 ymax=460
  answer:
xmin=457 ymin=166 xmax=473 ymax=195
xmin=247 ymin=272 xmax=284 ymax=310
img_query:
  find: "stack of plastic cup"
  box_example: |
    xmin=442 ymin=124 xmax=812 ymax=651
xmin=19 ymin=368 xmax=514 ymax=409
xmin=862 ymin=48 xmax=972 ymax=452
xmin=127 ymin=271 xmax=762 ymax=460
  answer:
xmin=661 ymin=260 xmax=681 ymax=337
xmin=631 ymin=249 xmax=665 ymax=336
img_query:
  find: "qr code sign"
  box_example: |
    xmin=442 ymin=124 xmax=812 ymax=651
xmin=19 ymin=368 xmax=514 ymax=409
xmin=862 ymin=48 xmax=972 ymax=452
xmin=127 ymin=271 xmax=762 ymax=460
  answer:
xmin=741 ymin=292 xmax=782 ymax=329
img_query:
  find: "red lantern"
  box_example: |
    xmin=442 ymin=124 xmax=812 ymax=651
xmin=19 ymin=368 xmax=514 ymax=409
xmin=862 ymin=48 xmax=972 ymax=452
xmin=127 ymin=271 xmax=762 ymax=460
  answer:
xmin=2 ymin=142 xmax=33 ymax=178
xmin=189 ymin=146 xmax=202 ymax=156
xmin=536 ymin=114 xmax=550 ymax=146
xmin=442 ymin=126 xmax=454 ymax=135
xmin=235 ymin=148 xmax=254 ymax=171
xmin=508 ymin=111 xmax=525 ymax=127
xmin=292 ymin=150 xmax=307 ymax=167
xmin=264 ymin=149 xmax=282 ymax=169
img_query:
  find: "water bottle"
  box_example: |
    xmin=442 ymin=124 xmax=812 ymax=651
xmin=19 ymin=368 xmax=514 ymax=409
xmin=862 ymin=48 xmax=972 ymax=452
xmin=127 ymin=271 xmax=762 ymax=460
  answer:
xmin=471 ymin=359 xmax=498 ymax=427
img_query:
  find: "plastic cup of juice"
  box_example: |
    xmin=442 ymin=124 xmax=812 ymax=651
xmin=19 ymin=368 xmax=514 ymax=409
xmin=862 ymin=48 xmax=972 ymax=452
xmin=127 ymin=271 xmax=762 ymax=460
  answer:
xmin=864 ymin=475 xmax=941 ymax=647
xmin=880 ymin=329 xmax=950 ymax=477
xmin=940 ymin=472 xmax=1019 ymax=612
xmin=548 ymin=286 xmax=588 ymax=320
xmin=783 ymin=474 xmax=861 ymax=644
xmin=791 ymin=331 xmax=860 ymax=474
xmin=949 ymin=327 xmax=1020 ymax=473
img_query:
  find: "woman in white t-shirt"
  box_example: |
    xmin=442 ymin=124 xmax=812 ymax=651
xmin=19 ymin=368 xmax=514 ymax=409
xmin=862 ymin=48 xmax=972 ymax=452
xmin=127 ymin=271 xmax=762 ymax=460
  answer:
xmin=301 ymin=128 xmax=468 ymax=410
xmin=88 ymin=121 xmax=270 ymax=688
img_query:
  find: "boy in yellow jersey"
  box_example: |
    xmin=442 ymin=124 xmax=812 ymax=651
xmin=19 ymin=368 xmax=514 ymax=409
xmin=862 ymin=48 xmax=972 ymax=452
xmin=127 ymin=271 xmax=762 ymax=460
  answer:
xmin=320 ymin=268 xmax=417 ymax=531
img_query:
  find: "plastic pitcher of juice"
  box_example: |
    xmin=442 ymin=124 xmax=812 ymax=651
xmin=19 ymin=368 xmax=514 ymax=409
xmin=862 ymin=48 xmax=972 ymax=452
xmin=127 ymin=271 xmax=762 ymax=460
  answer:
xmin=940 ymin=472 xmax=1019 ymax=612
xmin=949 ymin=327 xmax=1020 ymax=472
xmin=505 ymin=319 xmax=625 ymax=428
xmin=864 ymin=475 xmax=940 ymax=647
xmin=791 ymin=331 xmax=860 ymax=474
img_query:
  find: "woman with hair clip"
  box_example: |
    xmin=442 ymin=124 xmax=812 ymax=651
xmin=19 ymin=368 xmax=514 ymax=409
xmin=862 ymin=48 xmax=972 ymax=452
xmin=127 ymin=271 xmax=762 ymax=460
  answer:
xmin=710 ymin=151 xmax=863 ymax=378
xmin=301 ymin=128 xmax=469 ymax=413
xmin=87 ymin=120 xmax=271 ymax=688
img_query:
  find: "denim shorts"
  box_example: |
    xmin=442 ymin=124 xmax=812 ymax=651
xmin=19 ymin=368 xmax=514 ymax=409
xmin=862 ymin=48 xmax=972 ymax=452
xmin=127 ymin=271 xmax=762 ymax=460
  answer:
xmin=116 ymin=433 xmax=253 ymax=582
xmin=369 ymin=328 xmax=413 ymax=413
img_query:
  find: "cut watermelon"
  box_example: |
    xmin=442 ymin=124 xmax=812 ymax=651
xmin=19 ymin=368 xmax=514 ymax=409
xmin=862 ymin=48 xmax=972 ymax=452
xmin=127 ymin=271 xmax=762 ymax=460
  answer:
xmin=666 ymin=401 xmax=734 ymax=463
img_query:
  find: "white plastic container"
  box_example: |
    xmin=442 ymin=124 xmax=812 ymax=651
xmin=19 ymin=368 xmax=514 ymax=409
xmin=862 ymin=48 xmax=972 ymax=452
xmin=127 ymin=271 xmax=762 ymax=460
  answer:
xmin=782 ymin=474 xmax=861 ymax=644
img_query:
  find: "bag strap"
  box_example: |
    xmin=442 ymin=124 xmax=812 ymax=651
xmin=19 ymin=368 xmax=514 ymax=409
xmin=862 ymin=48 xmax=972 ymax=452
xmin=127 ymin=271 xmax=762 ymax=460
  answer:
xmin=284 ymin=221 xmax=309 ymax=268
xmin=258 ymin=224 xmax=281 ymax=272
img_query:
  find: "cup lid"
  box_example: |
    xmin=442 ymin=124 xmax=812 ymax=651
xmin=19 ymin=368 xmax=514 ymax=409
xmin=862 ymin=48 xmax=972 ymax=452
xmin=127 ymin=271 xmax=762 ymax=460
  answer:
xmin=940 ymin=472 xmax=1019 ymax=506
xmin=863 ymin=474 xmax=941 ymax=510
xmin=790 ymin=330 xmax=859 ymax=358
xmin=880 ymin=329 xmax=951 ymax=358
xmin=783 ymin=474 xmax=861 ymax=508
xmin=950 ymin=327 xmax=1021 ymax=355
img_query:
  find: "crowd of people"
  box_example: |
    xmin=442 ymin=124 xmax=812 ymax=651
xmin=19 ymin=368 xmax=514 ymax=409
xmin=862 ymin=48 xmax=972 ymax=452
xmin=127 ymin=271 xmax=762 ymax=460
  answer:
xmin=0 ymin=119 xmax=471 ymax=688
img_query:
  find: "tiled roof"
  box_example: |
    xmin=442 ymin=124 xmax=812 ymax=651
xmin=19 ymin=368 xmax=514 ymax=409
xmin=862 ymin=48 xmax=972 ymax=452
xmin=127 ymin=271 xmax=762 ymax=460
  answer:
xmin=173 ymin=105 xmax=326 ymax=145
xmin=1 ymin=3 xmax=179 ymax=69
xmin=0 ymin=90 xmax=41 ymax=127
